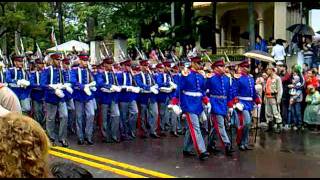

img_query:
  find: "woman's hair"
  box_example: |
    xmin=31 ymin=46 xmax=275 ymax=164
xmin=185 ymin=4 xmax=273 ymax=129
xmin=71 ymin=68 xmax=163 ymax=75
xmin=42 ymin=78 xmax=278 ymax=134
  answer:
xmin=0 ymin=113 xmax=50 ymax=178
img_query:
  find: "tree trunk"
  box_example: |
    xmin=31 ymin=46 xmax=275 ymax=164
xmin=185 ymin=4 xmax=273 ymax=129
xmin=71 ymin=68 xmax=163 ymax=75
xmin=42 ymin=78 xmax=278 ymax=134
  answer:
xmin=248 ymin=2 xmax=255 ymax=75
xmin=212 ymin=2 xmax=217 ymax=54
xmin=171 ymin=2 xmax=175 ymax=38
xmin=57 ymin=2 xmax=64 ymax=44
xmin=184 ymin=1 xmax=192 ymax=44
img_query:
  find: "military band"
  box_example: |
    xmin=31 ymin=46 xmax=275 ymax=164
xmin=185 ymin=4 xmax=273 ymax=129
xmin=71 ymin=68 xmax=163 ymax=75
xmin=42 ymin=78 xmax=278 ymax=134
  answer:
xmin=0 ymin=50 xmax=262 ymax=161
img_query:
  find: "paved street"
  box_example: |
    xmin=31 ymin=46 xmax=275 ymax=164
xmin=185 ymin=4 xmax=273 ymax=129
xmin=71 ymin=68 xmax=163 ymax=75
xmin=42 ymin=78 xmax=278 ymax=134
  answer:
xmin=49 ymin=129 xmax=320 ymax=178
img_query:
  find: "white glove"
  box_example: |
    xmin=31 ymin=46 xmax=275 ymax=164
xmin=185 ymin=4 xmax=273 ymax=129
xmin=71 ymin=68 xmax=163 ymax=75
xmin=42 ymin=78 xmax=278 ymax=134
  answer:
xmin=169 ymin=81 xmax=177 ymax=89
xmin=111 ymin=85 xmax=122 ymax=92
xmin=130 ymin=86 xmax=141 ymax=93
xmin=200 ymin=111 xmax=207 ymax=123
xmin=228 ymin=108 xmax=234 ymax=114
xmin=150 ymin=86 xmax=159 ymax=94
xmin=205 ymin=102 xmax=211 ymax=114
xmin=55 ymin=89 xmax=65 ymax=98
xmin=88 ymin=81 xmax=96 ymax=87
xmin=121 ymin=85 xmax=129 ymax=91
xmin=19 ymin=79 xmax=30 ymax=87
xmin=84 ymin=86 xmax=92 ymax=96
xmin=101 ymin=87 xmax=113 ymax=93
xmin=49 ymin=84 xmax=58 ymax=90
xmin=167 ymin=104 xmax=173 ymax=110
xmin=172 ymin=105 xmax=182 ymax=115
xmin=159 ymin=87 xmax=172 ymax=93
xmin=90 ymin=87 xmax=97 ymax=92
xmin=16 ymin=79 xmax=22 ymax=87
xmin=235 ymin=102 xmax=244 ymax=111
xmin=56 ymin=83 xmax=64 ymax=90
xmin=65 ymin=86 xmax=73 ymax=94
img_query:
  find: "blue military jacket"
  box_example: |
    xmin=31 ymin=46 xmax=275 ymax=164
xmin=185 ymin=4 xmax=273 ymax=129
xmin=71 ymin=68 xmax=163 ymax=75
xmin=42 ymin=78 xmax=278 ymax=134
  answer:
xmin=62 ymin=69 xmax=73 ymax=101
xmin=134 ymin=71 xmax=157 ymax=105
xmin=40 ymin=66 xmax=66 ymax=104
xmin=30 ymin=70 xmax=44 ymax=102
xmin=70 ymin=67 xmax=94 ymax=102
xmin=206 ymin=73 xmax=233 ymax=116
xmin=116 ymin=71 xmax=137 ymax=103
xmin=173 ymin=69 xmax=206 ymax=115
xmin=155 ymin=72 xmax=171 ymax=103
xmin=6 ymin=67 xmax=31 ymax=100
xmin=232 ymin=73 xmax=258 ymax=111
xmin=96 ymin=70 xmax=118 ymax=104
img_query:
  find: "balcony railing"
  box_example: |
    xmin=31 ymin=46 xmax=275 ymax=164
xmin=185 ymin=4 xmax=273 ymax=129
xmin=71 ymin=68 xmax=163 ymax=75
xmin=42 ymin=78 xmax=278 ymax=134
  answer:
xmin=216 ymin=46 xmax=247 ymax=55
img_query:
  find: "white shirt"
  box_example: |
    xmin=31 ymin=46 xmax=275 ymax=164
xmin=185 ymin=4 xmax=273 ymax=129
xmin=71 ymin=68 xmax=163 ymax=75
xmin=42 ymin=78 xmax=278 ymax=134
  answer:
xmin=271 ymin=44 xmax=286 ymax=61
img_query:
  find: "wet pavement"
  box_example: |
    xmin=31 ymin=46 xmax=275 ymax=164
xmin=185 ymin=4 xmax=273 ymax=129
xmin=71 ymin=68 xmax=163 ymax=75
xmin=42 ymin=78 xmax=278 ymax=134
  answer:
xmin=49 ymin=129 xmax=320 ymax=178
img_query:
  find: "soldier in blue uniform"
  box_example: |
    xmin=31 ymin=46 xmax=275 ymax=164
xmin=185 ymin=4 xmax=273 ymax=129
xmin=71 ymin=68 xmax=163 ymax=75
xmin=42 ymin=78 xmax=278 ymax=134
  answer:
xmin=6 ymin=56 xmax=31 ymax=115
xmin=40 ymin=53 xmax=69 ymax=147
xmin=232 ymin=59 xmax=261 ymax=151
xmin=134 ymin=59 xmax=160 ymax=138
xmin=169 ymin=56 xmax=210 ymax=160
xmin=206 ymin=59 xmax=235 ymax=156
xmin=155 ymin=62 xmax=175 ymax=136
xmin=90 ymin=63 xmax=100 ymax=132
xmin=30 ymin=58 xmax=45 ymax=128
xmin=117 ymin=59 xmax=139 ymax=140
xmin=96 ymin=57 xmax=121 ymax=143
xmin=70 ymin=52 xmax=96 ymax=145
xmin=61 ymin=58 xmax=76 ymax=135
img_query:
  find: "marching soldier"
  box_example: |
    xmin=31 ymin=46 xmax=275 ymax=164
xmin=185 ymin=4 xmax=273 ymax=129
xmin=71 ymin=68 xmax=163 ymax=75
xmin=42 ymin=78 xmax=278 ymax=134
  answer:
xmin=96 ymin=57 xmax=121 ymax=143
xmin=30 ymin=58 xmax=45 ymax=128
xmin=40 ymin=53 xmax=69 ymax=147
xmin=134 ymin=59 xmax=160 ymax=138
xmin=206 ymin=59 xmax=234 ymax=156
xmin=61 ymin=57 xmax=76 ymax=135
xmin=169 ymin=56 xmax=210 ymax=161
xmin=70 ymin=52 xmax=96 ymax=145
xmin=155 ymin=62 xmax=173 ymax=136
xmin=117 ymin=59 xmax=140 ymax=140
xmin=232 ymin=59 xmax=261 ymax=151
xmin=6 ymin=56 xmax=31 ymax=115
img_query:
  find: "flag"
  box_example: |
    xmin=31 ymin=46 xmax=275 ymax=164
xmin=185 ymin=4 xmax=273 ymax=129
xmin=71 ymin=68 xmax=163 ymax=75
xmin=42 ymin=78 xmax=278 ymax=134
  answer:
xmin=36 ymin=43 xmax=43 ymax=59
xmin=20 ymin=38 xmax=25 ymax=55
xmin=50 ymin=26 xmax=58 ymax=49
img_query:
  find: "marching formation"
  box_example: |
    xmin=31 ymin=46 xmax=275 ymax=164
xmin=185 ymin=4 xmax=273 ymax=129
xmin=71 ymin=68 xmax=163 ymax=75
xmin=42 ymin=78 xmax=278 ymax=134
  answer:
xmin=1 ymin=50 xmax=261 ymax=161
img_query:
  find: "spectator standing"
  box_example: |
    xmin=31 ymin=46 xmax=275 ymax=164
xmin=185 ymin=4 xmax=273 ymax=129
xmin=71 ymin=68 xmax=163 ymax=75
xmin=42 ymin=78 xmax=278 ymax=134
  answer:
xmin=255 ymin=35 xmax=269 ymax=53
xmin=277 ymin=63 xmax=291 ymax=126
xmin=271 ymin=39 xmax=286 ymax=64
xmin=286 ymin=72 xmax=303 ymax=131
xmin=303 ymin=85 xmax=320 ymax=131
xmin=302 ymin=35 xmax=315 ymax=68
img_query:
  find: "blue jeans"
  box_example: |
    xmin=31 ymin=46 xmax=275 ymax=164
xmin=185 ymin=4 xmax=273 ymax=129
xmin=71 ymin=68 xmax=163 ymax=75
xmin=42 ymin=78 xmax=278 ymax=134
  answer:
xmin=240 ymin=110 xmax=251 ymax=147
xmin=287 ymin=102 xmax=302 ymax=127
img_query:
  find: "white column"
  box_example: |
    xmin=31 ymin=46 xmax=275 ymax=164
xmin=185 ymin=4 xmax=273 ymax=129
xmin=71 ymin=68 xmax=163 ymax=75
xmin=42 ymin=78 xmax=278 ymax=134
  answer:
xmin=257 ymin=18 xmax=264 ymax=39
xmin=221 ymin=26 xmax=225 ymax=47
xmin=274 ymin=2 xmax=287 ymax=40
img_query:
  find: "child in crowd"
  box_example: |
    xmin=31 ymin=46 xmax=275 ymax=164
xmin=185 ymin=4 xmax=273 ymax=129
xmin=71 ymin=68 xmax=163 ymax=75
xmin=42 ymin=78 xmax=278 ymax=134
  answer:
xmin=286 ymin=72 xmax=303 ymax=130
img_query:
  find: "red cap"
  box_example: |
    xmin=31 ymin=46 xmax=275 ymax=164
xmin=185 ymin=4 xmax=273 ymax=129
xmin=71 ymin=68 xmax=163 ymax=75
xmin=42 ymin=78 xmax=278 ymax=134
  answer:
xmin=238 ymin=59 xmax=250 ymax=68
xmin=132 ymin=65 xmax=141 ymax=71
xmin=139 ymin=60 xmax=149 ymax=66
xmin=172 ymin=65 xmax=179 ymax=71
xmin=120 ymin=59 xmax=131 ymax=66
xmin=113 ymin=63 xmax=120 ymax=69
xmin=13 ymin=56 xmax=24 ymax=62
xmin=163 ymin=61 xmax=171 ymax=68
xmin=35 ymin=58 xmax=44 ymax=64
xmin=62 ymin=58 xmax=70 ymax=65
xmin=190 ymin=57 xmax=201 ymax=64
xmin=156 ymin=63 xmax=164 ymax=69
xmin=50 ymin=53 xmax=62 ymax=60
xmin=212 ymin=59 xmax=225 ymax=68
xmin=103 ymin=57 xmax=113 ymax=64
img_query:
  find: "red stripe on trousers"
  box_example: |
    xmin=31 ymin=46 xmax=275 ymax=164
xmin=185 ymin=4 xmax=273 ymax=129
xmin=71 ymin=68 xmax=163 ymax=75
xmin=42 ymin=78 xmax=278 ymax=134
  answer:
xmin=211 ymin=114 xmax=226 ymax=148
xmin=185 ymin=113 xmax=201 ymax=156
xmin=236 ymin=111 xmax=244 ymax=145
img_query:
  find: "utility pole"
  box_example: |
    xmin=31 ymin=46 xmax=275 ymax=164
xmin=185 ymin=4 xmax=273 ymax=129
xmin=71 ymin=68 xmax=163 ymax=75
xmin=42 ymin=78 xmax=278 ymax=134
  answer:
xmin=248 ymin=2 xmax=255 ymax=74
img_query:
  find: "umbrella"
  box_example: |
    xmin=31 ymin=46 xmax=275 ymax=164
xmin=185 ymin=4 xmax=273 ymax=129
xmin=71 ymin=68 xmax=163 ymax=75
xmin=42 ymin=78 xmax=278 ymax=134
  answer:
xmin=317 ymin=30 xmax=320 ymax=34
xmin=240 ymin=32 xmax=259 ymax=39
xmin=287 ymin=24 xmax=315 ymax=36
xmin=243 ymin=50 xmax=275 ymax=63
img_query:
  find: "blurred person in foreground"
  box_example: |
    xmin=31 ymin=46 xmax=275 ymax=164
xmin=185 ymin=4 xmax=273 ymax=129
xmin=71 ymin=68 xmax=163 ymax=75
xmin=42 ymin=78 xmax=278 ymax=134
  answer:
xmin=0 ymin=82 xmax=22 ymax=116
xmin=0 ymin=112 xmax=50 ymax=178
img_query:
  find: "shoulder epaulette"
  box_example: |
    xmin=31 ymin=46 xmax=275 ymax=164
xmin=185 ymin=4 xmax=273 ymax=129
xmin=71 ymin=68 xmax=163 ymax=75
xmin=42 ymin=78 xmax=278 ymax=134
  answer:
xmin=225 ymin=73 xmax=232 ymax=78
xmin=181 ymin=68 xmax=190 ymax=76
xmin=198 ymin=70 xmax=206 ymax=77
xmin=249 ymin=74 xmax=253 ymax=77
xmin=72 ymin=67 xmax=78 ymax=70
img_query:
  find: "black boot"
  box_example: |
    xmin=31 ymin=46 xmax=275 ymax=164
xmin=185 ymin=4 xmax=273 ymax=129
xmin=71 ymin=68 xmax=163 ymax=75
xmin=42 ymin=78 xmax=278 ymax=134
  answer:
xmin=225 ymin=145 xmax=233 ymax=156
xmin=266 ymin=121 xmax=273 ymax=132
